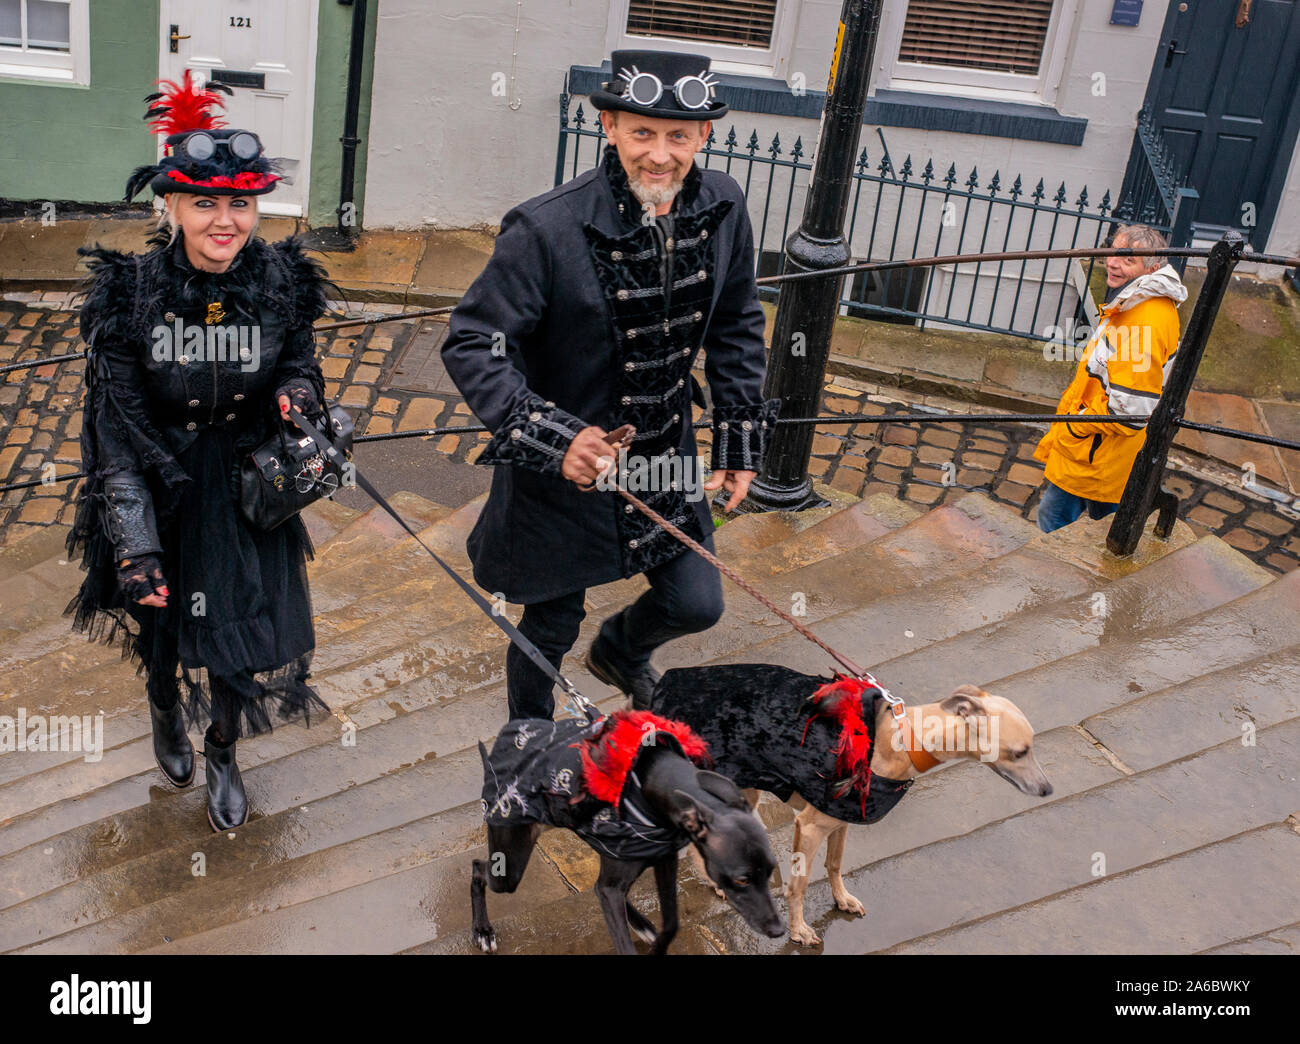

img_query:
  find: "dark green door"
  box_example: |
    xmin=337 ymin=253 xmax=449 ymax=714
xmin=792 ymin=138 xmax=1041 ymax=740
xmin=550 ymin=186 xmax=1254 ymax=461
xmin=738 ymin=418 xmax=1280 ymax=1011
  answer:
xmin=1145 ymin=0 xmax=1300 ymax=246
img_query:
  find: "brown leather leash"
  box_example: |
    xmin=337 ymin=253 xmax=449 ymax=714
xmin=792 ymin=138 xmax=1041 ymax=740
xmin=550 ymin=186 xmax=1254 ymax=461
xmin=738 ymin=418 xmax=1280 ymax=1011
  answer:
xmin=591 ymin=429 xmax=937 ymax=774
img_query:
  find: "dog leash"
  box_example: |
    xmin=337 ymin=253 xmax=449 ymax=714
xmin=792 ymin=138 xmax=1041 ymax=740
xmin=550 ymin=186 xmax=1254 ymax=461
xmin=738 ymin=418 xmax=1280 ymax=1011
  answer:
xmin=601 ymin=469 xmax=939 ymax=773
xmin=283 ymin=406 xmax=602 ymax=724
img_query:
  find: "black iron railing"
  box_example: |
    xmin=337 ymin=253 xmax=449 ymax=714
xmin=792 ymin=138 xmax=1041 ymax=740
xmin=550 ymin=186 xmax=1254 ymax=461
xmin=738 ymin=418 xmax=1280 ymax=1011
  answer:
xmin=556 ymin=80 xmax=1199 ymax=347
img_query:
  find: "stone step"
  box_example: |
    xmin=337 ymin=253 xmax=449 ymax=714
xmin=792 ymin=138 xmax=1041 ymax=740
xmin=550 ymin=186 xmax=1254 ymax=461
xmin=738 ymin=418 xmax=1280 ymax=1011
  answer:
xmin=0 ymin=496 xmax=1215 ymax=848
xmin=135 ymin=831 xmax=582 ymax=954
xmin=1201 ymin=922 xmax=1300 ymax=955
xmin=654 ymin=493 xmax=1042 ymax=667
xmin=1080 ymin=645 xmax=1300 ymax=773
xmin=711 ymin=497 xmax=849 ymax=556
xmin=879 ymin=821 xmax=1300 ymax=954
xmin=299 ymin=490 xmax=916 ymax=688
xmin=0 ymin=523 xmax=71 ymax=582
xmin=1 ymin=677 xmax=614 ymax=953
xmin=0 ymin=680 xmax=616 ymax=919
xmin=0 ymin=488 xmax=902 ymax=798
xmin=727 ymin=493 xmax=922 ymax=578
xmin=713 ymin=544 xmax=1096 ymax=677
xmin=299 ymin=496 xmax=365 ymax=551
xmin=0 ymin=542 xmax=83 ymax=643
xmin=694 ymin=718 xmax=1300 ymax=953
xmin=857 ymin=535 xmax=1273 ymax=711
xmin=985 ymin=565 xmax=1300 ymax=734
xmin=0 ymin=496 xmax=477 ymax=732
xmin=305 ymin=491 xmax=450 ymax=578
xmin=0 ymin=499 xmax=361 ymax=650
xmin=0 ymin=493 xmax=448 ymax=686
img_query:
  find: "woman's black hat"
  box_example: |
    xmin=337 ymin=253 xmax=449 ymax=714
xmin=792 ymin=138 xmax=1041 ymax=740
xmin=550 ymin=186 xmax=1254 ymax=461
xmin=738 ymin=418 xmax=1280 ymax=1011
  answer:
xmin=591 ymin=49 xmax=728 ymax=121
xmin=124 ymin=70 xmax=280 ymax=201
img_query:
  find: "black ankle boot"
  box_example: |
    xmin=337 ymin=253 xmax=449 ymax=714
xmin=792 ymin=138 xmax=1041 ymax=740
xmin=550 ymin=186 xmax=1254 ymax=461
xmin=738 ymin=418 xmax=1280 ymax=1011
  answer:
xmin=203 ymin=726 xmax=248 ymax=831
xmin=149 ymin=699 xmax=194 ymax=787
xmin=585 ymin=626 xmax=661 ymax=711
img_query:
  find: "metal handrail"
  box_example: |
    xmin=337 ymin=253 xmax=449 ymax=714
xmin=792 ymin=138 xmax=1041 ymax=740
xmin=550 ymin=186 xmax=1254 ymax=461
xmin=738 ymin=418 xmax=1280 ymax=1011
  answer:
xmin=5 ymin=409 xmax=1297 ymax=496
xmin=2 ymin=244 xmax=1296 ymax=378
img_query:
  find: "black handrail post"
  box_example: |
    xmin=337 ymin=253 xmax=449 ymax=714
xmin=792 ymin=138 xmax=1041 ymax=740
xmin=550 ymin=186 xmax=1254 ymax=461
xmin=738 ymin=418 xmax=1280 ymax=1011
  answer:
xmin=745 ymin=0 xmax=885 ymax=511
xmin=1106 ymin=229 xmax=1245 ymax=556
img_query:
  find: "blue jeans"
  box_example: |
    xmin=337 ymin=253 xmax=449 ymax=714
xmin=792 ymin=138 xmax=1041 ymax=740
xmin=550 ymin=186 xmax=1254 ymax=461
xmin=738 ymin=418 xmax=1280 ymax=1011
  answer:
xmin=1036 ymin=480 xmax=1119 ymax=533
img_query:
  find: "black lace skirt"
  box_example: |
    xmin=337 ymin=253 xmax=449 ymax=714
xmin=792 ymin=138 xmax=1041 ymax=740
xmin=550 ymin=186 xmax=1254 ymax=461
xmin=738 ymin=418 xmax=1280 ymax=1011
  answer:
xmin=67 ymin=426 xmax=330 ymax=738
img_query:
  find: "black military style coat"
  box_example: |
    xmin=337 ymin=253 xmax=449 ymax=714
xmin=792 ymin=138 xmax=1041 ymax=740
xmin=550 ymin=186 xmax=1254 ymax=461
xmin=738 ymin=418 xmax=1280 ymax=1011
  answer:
xmin=442 ymin=144 xmax=778 ymax=603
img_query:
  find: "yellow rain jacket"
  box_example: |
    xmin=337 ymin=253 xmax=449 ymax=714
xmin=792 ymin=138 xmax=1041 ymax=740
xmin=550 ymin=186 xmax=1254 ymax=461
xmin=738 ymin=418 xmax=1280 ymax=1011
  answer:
xmin=1034 ymin=265 xmax=1186 ymax=503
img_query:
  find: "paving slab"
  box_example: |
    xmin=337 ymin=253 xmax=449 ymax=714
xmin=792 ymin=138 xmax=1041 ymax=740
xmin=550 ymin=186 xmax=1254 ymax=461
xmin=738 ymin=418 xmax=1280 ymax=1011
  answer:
xmin=701 ymin=719 xmax=1300 ymax=954
xmin=881 ymin=822 xmax=1300 ymax=954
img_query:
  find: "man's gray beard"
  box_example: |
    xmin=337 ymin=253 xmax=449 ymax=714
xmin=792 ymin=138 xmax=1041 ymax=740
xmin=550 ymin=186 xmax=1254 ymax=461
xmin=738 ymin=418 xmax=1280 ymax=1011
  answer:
xmin=629 ymin=173 xmax=683 ymax=207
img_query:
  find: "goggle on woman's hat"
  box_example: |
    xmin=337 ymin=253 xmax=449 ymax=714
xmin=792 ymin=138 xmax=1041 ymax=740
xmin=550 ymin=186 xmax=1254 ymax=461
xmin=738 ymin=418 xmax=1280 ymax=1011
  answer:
xmin=124 ymin=70 xmax=280 ymax=200
xmin=591 ymin=49 xmax=728 ymax=121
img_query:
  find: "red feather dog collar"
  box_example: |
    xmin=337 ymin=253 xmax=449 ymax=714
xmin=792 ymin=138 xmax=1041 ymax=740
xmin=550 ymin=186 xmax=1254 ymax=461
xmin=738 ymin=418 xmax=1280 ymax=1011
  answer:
xmin=578 ymin=709 xmax=711 ymax=804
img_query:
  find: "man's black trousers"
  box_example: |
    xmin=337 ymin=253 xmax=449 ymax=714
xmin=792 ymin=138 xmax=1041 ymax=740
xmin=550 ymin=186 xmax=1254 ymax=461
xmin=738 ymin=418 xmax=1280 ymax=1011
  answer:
xmin=505 ymin=535 xmax=724 ymax=720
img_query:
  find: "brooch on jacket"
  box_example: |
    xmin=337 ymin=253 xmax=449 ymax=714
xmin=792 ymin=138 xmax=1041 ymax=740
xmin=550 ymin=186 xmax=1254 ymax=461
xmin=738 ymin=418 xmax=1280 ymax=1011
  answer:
xmin=206 ymin=302 xmax=226 ymax=325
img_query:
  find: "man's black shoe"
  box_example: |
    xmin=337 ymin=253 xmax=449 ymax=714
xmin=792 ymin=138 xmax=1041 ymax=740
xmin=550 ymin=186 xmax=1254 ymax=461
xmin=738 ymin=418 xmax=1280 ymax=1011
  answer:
xmin=585 ymin=635 xmax=660 ymax=711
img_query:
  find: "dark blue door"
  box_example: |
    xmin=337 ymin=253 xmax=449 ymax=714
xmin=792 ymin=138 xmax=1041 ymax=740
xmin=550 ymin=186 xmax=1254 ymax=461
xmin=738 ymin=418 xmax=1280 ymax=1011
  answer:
xmin=1145 ymin=0 xmax=1300 ymax=246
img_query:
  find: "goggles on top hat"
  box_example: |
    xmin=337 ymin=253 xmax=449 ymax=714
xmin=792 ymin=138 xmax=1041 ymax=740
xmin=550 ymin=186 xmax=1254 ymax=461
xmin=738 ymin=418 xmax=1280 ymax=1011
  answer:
xmin=613 ymin=65 xmax=720 ymax=110
xmin=171 ymin=130 xmax=263 ymax=163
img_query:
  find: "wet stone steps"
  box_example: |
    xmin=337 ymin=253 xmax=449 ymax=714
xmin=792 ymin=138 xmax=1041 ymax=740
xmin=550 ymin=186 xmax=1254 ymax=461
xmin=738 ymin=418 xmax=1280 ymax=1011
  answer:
xmin=0 ymin=485 xmax=914 ymax=807
xmin=854 ymin=536 xmax=1274 ymax=713
xmin=1 ymin=487 xmax=1296 ymax=955
xmin=879 ymin=822 xmax=1300 ymax=955
xmin=695 ymin=719 xmax=1300 ymax=954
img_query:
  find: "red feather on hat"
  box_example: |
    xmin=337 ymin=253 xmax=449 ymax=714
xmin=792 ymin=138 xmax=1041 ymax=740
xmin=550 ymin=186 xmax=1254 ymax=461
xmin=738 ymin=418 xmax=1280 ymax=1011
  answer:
xmin=143 ymin=70 xmax=229 ymax=141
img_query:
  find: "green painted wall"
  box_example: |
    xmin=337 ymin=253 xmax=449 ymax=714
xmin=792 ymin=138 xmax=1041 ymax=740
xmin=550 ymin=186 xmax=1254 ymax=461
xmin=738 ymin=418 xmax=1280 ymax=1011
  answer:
xmin=0 ymin=0 xmax=159 ymax=203
xmin=307 ymin=0 xmax=378 ymax=229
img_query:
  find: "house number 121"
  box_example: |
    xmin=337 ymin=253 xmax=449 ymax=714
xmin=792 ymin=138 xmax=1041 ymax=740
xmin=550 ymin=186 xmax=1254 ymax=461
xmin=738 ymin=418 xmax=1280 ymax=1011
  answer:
xmin=230 ymin=16 xmax=252 ymax=28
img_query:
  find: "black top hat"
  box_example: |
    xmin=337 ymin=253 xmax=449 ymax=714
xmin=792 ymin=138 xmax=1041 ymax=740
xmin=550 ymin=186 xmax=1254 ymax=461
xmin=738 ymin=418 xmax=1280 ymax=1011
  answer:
xmin=124 ymin=70 xmax=280 ymax=201
xmin=591 ymin=49 xmax=728 ymax=121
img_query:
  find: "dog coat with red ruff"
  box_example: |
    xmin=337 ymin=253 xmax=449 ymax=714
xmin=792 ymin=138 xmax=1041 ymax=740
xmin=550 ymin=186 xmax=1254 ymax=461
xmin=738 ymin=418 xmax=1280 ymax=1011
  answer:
xmin=651 ymin=664 xmax=913 ymax=825
xmin=480 ymin=710 xmax=711 ymax=862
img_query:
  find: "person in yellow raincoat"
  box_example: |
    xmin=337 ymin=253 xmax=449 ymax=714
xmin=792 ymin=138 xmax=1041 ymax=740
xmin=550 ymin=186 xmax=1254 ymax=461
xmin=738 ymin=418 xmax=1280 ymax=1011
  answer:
xmin=1034 ymin=224 xmax=1187 ymax=532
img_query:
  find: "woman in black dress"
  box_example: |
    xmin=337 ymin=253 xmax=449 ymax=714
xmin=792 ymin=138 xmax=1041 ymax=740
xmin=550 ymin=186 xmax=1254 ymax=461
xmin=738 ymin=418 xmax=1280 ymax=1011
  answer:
xmin=65 ymin=73 xmax=332 ymax=831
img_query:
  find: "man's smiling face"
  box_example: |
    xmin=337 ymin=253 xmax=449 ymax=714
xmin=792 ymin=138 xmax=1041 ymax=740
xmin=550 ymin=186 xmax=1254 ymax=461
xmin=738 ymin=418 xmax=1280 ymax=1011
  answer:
xmin=600 ymin=110 xmax=710 ymax=215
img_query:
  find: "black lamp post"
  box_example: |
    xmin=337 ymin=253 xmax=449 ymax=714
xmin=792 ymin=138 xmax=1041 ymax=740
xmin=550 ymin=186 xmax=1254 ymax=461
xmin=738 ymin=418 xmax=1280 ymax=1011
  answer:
xmin=746 ymin=0 xmax=885 ymax=510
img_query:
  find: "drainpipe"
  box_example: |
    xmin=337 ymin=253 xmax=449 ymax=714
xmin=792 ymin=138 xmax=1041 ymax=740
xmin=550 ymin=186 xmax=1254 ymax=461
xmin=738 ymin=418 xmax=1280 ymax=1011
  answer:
xmin=307 ymin=0 xmax=368 ymax=251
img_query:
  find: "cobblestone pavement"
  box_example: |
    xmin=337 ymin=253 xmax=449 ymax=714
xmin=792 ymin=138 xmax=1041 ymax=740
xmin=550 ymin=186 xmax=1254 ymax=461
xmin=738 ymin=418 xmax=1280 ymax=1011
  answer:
xmin=2 ymin=290 xmax=1297 ymax=574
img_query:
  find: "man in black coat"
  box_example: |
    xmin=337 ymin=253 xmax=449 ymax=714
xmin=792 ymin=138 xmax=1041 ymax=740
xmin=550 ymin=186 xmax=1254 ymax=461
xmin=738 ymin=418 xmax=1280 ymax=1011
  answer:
xmin=442 ymin=49 xmax=778 ymax=720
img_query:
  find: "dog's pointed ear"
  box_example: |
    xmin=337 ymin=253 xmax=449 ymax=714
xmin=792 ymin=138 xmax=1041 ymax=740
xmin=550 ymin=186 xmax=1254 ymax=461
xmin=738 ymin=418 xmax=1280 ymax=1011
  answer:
xmin=670 ymin=789 xmax=715 ymax=841
xmin=694 ymin=770 xmax=750 ymax=811
xmin=939 ymin=684 xmax=987 ymax=718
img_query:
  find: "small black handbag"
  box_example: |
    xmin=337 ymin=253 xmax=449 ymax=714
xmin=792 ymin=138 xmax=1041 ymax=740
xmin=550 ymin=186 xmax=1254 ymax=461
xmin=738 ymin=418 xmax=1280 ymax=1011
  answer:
xmin=239 ymin=404 xmax=355 ymax=531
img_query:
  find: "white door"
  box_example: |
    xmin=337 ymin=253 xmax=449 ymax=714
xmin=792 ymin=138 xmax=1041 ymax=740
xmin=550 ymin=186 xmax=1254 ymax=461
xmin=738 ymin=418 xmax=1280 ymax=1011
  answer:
xmin=158 ymin=0 xmax=318 ymax=217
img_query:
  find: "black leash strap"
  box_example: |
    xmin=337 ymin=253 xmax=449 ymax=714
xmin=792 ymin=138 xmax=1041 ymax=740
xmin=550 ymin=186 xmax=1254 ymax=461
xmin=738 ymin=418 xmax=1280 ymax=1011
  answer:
xmin=283 ymin=406 xmax=601 ymax=723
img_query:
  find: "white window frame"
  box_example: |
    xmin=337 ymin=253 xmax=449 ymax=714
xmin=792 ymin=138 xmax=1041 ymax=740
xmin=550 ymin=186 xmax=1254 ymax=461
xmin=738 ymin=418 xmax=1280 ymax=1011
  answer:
xmin=0 ymin=0 xmax=89 ymax=85
xmin=607 ymin=0 xmax=800 ymax=79
xmin=873 ymin=0 xmax=1078 ymax=108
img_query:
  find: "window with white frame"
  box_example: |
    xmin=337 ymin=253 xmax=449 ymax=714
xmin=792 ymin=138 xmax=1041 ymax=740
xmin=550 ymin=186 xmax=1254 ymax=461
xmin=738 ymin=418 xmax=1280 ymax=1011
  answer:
xmin=0 ymin=0 xmax=89 ymax=84
xmin=876 ymin=0 xmax=1078 ymax=106
xmin=608 ymin=0 xmax=798 ymax=77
